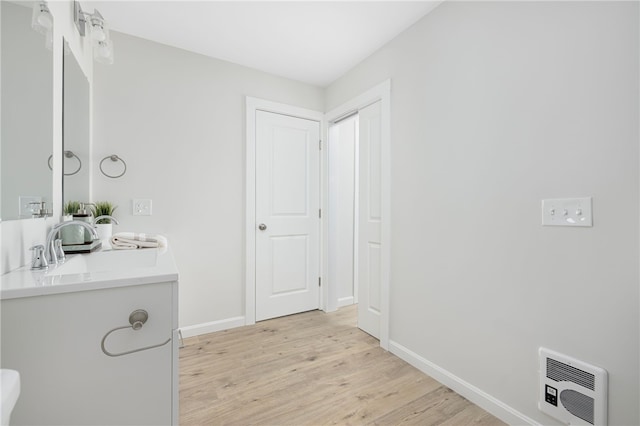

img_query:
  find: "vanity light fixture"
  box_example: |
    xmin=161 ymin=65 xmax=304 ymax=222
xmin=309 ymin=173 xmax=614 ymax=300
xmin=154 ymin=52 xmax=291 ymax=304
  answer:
xmin=73 ymin=1 xmax=114 ymax=64
xmin=94 ymin=39 xmax=114 ymax=64
xmin=31 ymin=1 xmax=54 ymax=49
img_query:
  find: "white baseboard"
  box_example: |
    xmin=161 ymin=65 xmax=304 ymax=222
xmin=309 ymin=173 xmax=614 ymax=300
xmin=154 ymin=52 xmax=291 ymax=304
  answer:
xmin=337 ymin=296 xmax=355 ymax=308
xmin=389 ymin=340 xmax=539 ymax=426
xmin=179 ymin=316 xmax=245 ymax=338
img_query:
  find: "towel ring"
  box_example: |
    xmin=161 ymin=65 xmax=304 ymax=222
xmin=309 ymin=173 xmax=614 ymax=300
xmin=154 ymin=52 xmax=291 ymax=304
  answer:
xmin=100 ymin=155 xmax=127 ymax=179
xmin=47 ymin=151 xmax=82 ymax=176
xmin=101 ymin=309 xmax=171 ymax=358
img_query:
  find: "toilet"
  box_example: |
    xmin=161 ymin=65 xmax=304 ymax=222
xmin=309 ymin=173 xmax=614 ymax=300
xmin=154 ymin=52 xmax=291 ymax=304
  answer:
xmin=1 ymin=370 xmax=20 ymax=426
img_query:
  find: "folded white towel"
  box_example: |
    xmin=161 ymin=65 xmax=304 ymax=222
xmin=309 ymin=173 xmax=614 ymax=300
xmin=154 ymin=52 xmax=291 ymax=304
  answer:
xmin=110 ymin=232 xmax=168 ymax=250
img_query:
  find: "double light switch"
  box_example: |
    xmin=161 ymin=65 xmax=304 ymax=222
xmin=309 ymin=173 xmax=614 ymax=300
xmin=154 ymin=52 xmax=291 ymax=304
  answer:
xmin=133 ymin=199 xmax=152 ymax=216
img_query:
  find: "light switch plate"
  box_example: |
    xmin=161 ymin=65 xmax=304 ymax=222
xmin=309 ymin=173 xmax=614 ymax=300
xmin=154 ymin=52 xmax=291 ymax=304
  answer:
xmin=133 ymin=199 xmax=152 ymax=216
xmin=19 ymin=196 xmax=42 ymax=218
xmin=542 ymin=197 xmax=592 ymax=227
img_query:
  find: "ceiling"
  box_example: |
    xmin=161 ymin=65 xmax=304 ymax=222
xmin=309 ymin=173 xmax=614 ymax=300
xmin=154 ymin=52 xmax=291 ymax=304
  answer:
xmin=84 ymin=1 xmax=442 ymax=87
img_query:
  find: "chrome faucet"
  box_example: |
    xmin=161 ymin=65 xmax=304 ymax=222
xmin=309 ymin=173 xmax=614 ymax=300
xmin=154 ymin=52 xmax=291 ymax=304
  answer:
xmin=93 ymin=215 xmax=119 ymax=225
xmin=30 ymin=245 xmax=48 ymax=269
xmin=45 ymin=220 xmax=98 ymax=264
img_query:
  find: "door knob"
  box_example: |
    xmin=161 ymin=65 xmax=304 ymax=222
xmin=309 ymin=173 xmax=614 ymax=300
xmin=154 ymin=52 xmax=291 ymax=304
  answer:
xmin=258 ymin=223 xmax=267 ymax=231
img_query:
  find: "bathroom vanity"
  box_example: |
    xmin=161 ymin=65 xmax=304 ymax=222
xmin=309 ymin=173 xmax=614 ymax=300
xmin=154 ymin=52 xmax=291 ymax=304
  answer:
xmin=0 ymin=248 xmax=179 ymax=425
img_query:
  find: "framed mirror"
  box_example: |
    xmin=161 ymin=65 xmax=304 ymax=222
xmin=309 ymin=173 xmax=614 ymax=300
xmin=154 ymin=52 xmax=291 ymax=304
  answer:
xmin=0 ymin=1 xmax=54 ymax=220
xmin=62 ymin=39 xmax=90 ymax=211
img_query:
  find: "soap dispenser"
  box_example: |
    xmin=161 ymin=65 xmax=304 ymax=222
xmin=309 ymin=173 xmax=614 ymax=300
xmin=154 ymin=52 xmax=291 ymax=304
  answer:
xmin=73 ymin=203 xmax=95 ymax=243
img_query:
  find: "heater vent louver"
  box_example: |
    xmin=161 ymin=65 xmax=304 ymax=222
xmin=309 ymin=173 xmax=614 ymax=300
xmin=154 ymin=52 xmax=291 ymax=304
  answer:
xmin=539 ymin=348 xmax=607 ymax=426
xmin=561 ymin=389 xmax=595 ymax=425
xmin=547 ymin=358 xmax=595 ymax=391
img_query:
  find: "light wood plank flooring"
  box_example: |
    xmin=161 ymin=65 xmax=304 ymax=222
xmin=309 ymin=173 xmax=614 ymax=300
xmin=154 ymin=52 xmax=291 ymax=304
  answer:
xmin=180 ymin=305 xmax=505 ymax=425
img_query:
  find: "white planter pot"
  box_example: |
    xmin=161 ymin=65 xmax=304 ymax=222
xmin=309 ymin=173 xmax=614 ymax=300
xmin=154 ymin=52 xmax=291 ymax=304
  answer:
xmin=95 ymin=223 xmax=113 ymax=242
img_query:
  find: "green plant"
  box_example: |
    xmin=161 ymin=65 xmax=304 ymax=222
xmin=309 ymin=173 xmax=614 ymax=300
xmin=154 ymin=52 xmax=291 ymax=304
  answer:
xmin=63 ymin=201 xmax=81 ymax=216
xmin=93 ymin=201 xmax=118 ymax=224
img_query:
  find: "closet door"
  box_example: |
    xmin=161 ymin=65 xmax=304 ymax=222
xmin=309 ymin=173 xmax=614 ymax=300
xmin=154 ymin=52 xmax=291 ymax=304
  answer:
xmin=328 ymin=116 xmax=358 ymax=308
xmin=358 ymin=101 xmax=382 ymax=339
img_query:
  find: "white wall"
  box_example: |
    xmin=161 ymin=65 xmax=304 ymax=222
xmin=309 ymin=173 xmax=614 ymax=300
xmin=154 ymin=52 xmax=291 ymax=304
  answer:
xmin=328 ymin=116 xmax=358 ymax=306
xmin=326 ymin=2 xmax=639 ymax=425
xmin=92 ymin=31 xmax=324 ymax=329
xmin=0 ymin=1 xmax=93 ymax=274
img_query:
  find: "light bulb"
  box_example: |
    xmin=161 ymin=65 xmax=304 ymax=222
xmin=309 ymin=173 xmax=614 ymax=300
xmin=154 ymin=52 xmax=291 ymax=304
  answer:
xmin=89 ymin=13 xmax=108 ymax=42
xmin=94 ymin=39 xmax=114 ymax=64
xmin=91 ymin=25 xmax=106 ymax=42
xmin=37 ymin=12 xmax=53 ymax=30
xmin=31 ymin=1 xmax=54 ymax=35
xmin=98 ymin=42 xmax=111 ymax=57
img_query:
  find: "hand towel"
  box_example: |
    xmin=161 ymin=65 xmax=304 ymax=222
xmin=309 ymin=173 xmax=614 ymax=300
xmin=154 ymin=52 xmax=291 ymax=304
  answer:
xmin=110 ymin=232 xmax=168 ymax=250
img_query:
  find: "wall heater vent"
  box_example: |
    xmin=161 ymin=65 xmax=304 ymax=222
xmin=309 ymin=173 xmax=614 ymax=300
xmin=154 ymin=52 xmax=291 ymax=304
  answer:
xmin=539 ymin=348 xmax=608 ymax=425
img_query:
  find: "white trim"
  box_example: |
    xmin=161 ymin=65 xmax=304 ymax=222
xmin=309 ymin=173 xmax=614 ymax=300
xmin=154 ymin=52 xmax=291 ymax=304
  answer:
xmin=337 ymin=296 xmax=355 ymax=308
xmin=179 ymin=316 xmax=246 ymax=338
xmin=323 ymin=79 xmax=391 ymax=350
xmin=245 ymin=97 xmax=325 ymax=326
xmin=389 ymin=340 xmax=540 ymax=426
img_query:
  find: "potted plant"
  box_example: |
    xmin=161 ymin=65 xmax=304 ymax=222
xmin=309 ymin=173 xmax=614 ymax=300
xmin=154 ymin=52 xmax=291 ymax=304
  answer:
xmin=93 ymin=201 xmax=118 ymax=241
xmin=63 ymin=201 xmax=80 ymax=219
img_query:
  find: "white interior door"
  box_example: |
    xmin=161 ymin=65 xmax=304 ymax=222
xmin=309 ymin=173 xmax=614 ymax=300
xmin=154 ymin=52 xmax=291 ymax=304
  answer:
xmin=358 ymin=101 xmax=382 ymax=339
xmin=328 ymin=116 xmax=358 ymax=308
xmin=255 ymin=110 xmax=321 ymax=321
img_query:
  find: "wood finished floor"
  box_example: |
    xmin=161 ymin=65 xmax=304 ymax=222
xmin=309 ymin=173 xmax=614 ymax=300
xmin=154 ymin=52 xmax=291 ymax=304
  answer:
xmin=179 ymin=305 xmax=506 ymax=426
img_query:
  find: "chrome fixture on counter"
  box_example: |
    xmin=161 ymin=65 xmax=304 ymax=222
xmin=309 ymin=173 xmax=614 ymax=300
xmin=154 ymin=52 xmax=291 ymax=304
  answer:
xmin=29 ymin=245 xmax=48 ymax=270
xmin=28 ymin=201 xmax=52 ymax=218
xmin=44 ymin=220 xmax=98 ymax=264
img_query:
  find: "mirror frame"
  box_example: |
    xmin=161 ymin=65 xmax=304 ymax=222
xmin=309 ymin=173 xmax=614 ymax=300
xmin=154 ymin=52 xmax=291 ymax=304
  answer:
xmin=62 ymin=38 xmax=91 ymax=215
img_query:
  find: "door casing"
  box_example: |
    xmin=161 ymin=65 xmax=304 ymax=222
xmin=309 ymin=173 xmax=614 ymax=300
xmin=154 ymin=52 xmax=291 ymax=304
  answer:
xmin=323 ymin=80 xmax=391 ymax=350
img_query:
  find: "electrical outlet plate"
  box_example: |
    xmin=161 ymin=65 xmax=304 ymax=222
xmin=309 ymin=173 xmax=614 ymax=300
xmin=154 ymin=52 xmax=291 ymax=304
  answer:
xmin=19 ymin=196 xmax=42 ymax=218
xmin=542 ymin=197 xmax=592 ymax=227
xmin=133 ymin=199 xmax=152 ymax=216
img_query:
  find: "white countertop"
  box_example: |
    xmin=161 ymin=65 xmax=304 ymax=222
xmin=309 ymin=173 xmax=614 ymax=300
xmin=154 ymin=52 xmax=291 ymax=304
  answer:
xmin=0 ymin=246 xmax=179 ymax=300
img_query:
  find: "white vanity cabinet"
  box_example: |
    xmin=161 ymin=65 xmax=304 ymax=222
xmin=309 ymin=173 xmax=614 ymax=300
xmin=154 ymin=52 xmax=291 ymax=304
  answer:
xmin=0 ymin=250 xmax=179 ymax=426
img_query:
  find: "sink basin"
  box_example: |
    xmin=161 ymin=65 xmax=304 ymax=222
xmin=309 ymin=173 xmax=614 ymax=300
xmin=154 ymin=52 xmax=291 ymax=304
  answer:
xmin=1 ymin=369 xmax=20 ymax=425
xmin=47 ymin=249 xmax=158 ymax=276
xmin=1 ymin=246 xmax=177 ymax=300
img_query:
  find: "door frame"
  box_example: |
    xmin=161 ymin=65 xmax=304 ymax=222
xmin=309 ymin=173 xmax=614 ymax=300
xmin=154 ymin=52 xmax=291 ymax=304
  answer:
xmin=245 ymin=97 xmax=325 ymax=326
xmin=322 ymin=80 xmax=391 ymax=350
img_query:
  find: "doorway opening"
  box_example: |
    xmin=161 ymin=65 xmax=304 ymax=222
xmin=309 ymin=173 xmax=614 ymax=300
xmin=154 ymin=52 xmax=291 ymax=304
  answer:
xmin=322 ymin=79 xmax=391 ymax=349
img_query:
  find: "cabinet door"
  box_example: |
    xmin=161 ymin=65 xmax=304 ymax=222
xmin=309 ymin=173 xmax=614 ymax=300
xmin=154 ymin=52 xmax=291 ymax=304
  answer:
xmin=1 ymin=282 xmax=176 ymax=426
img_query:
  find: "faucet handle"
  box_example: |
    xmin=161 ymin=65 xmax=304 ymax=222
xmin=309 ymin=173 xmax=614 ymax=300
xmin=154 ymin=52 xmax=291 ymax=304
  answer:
xmin=30 ymin=245 xmax=49 ymax=269
xmin=54 ymin=239 xmax=66 ymax=264
xmin=48 ymin=238 xmax=58 ymax=265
